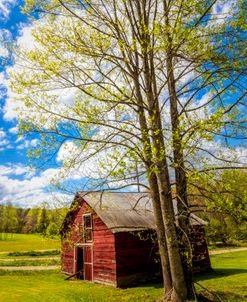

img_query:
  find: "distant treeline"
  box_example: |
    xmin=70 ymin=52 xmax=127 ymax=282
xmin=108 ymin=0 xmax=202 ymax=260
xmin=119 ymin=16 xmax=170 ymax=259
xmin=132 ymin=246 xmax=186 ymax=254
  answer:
xmin=0 ymin=203 xmax=68 ymax=239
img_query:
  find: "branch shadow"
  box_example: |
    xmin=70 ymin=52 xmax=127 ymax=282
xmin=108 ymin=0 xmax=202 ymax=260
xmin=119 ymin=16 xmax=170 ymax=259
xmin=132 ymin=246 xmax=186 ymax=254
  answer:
xmin=195 ymin=268 xmax=247 ymax=281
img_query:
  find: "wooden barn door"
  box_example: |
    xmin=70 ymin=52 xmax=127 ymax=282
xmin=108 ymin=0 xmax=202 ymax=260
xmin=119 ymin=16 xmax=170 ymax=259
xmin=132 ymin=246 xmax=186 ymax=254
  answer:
xmin=75 ymin=247 xmax=84 ymax=279
xmin=83 ymin=245 xmax=93 ymax=281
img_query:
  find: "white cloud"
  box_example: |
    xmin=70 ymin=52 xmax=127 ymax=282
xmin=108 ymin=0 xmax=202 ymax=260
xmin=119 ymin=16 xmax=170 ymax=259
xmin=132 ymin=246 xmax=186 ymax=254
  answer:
xmin=0 ymin=163 xmax=32 ymax=176
xmin=0 ymin=0 xmax=17 ymax=19
xmin=212 ymin=2 xmax=231 ymax=15
xmin=0 ymin=45 xmax=8 ymax=57
xmin=210 ymin=1 xmax=236 ymax=25
xmin=16 ymin=22 xmax=40 ymax=50
xmin=8 ymin=125 xmax=18 ymax=134
xmin=0 ymin=71 xmax=7 ymax=99
xmin=0 ymin=71 xmax=5 ymax=83
xmin=16 ymin=138 xmax=39 ymax=149
xmin=0 ymin=129 xmax=9 ymax=149
xmin=59 ymin=87 xmax=77 ymax=105
xmin=0 ymin=28 xmax=12 ymax=39
xmin=192 ymin=140 xmax=247 ymax=171
xmin=0 ymin=128 xmax=6 ymax=139
xmin=15 ymin=136 xmax=23 ymax=143
xmin=57 ymin=141 xmax=78 ymax=163
xmin=3 ymin=21 xmax=45 ymax=121
xmin=0 ymin=163 xmax=72 ymax=207
xmin=0 ymin=138 xmax=9 ymax=146
xmin=0 ymin=28 xmax=11 ymax=57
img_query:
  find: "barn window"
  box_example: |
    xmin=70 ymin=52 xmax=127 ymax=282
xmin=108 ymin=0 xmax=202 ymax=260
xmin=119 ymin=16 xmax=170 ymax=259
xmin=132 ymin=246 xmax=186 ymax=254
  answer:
xmin=83 ymin=214 xmax=93 ymax=242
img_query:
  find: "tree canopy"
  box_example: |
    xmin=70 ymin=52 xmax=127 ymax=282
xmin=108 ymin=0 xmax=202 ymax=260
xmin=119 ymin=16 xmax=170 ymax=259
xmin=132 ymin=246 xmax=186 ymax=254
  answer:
xmin=9 ymin=1 xmax=247 ymax=301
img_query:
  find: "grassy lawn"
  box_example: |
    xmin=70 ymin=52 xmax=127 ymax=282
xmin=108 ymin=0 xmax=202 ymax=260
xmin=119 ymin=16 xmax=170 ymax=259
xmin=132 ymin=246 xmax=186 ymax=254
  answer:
xmin=0 ymin=251 xmax=246 ymax=301
xmin=0 ymin=270 xmax=161 ymax=302
xmin=0 ymin=250 xmax=60 ymax=259
xmin=0 ymin=234 xmax=60 ymax=252
xmin=195 ymin=251 xmax=247 ymax=301
xmin=0 ymin=259 xmax=60 ymax=266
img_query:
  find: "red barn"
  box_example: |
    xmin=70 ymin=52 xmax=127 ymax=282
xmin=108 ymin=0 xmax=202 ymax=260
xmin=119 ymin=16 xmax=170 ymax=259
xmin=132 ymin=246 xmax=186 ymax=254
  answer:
xmin=61 ymin=192 xmax=210 ymax=287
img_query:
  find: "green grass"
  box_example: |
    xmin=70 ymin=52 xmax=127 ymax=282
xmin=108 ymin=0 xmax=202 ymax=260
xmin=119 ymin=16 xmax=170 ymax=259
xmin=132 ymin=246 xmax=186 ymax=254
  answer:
xmin=0 ymin=246 xmax=246 ymax=301
xmin=195 ymin=251 xmax=247 ymax=301
xmin=0 ymin=234 xmax=60 ymax=252
xmin=0 ymin=259 xmax=60 ymax=267
xmin=0 ymin=270 xmax=161 ymax=302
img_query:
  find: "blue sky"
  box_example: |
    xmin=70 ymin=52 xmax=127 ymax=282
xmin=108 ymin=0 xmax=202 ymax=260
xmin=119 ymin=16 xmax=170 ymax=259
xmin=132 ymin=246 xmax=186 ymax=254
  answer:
xmin=0 ymin=1 xmax=28 ymax=164
xmin=0 ymin=0 xmax=73 ymax=207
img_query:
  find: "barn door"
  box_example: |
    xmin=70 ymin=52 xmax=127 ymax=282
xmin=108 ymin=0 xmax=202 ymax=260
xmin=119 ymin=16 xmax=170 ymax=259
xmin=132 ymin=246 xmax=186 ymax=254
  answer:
xmin=76 ymin=247 xmax=84 ymax=279
xmin=83 ymin=245 xmax=93 ymax=281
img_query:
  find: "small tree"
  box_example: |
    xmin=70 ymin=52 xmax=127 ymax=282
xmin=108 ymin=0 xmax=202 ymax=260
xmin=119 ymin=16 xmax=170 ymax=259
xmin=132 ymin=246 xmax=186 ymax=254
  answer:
xmin=37 ymin=204 xmax=51 ymax=235
xmin=0 ymin=203 xmax=17 ymax=235
xmin=46 ymin=222 xmax=59 ymax=238
xmin=194 ymin=170 xmax=247 ymax=244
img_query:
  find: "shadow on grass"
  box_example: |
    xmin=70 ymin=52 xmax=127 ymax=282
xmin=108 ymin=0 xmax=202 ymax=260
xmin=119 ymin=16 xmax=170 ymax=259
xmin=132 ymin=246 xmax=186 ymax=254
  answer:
xmin=197 ymin=290 xmax=247 ymax=302
xmin=135 ymin=282 xmax=163 ymax=289
xmin=120 ymin=280 xmax=163 ymax=290
xmin=195 ymin=268 xmax=247 ymax=281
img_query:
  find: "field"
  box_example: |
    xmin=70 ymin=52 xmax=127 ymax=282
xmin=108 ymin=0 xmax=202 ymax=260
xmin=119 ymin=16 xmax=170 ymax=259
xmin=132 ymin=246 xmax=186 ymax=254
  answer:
xmin=195 ymin=251 xmax=247 ymax=301
xmin=0 ymin=234 xmax=246 ymax=301
xmin=0 ymin=233 xmax=60 ymax=252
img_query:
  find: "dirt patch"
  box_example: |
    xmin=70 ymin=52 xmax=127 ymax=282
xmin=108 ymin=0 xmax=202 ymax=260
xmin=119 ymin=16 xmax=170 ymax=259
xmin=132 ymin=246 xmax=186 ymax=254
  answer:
xmin=0 ymin=257 xmax=60 ymax=262
xmin=0 ymin=265 xmax=60 ymax=270
xmin=0 ymin=249 xmax=57 ymax=255
xmin=209 ymin=247 xmax=247 ymax=255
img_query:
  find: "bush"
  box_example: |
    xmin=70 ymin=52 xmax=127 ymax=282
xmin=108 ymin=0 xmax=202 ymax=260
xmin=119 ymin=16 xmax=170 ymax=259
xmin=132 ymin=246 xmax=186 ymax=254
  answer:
xmin=205 ymin=216 xmax=247 ymax=245
xmin=45 ymin=222 xmax=59 ymax=238
xmin=8 ymin=250 xmax=60 ymax=257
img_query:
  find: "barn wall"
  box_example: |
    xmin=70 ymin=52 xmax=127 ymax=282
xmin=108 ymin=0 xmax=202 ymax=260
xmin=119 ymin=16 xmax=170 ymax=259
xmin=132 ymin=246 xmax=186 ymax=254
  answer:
xmin=115 ymin=231 xmax=160 ymax=287
xmin=189 ymin=225 xmax=211 ymax=273
xmin=61 ymin=199 xmax=117 ymax=285
xmin=61 ymin=239 xmax=74 ymax=275
xmin=93 ymin=215 xmax=117 ymax=286
xmin=61 ymin=202 xmax=88 ymax=274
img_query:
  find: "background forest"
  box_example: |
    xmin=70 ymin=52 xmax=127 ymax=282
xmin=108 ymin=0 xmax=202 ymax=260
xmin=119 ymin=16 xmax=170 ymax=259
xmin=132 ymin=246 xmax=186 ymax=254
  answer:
xmin=0 ymin=203 xmax=67 ymax=238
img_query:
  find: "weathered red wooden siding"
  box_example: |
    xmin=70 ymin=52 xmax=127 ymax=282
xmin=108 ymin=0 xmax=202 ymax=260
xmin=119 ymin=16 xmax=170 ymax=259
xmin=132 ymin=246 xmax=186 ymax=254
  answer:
xmin=61 ymin=238 xmax=74 ymax=275
xmin=61 ymin=199 xmax=117 ymax=286
xmin=93 ymin=215 xmax=117 ymax=285
xmin=115 ymin=231 xmax=159 ymax=287
xmin=61 ymin=202 xmax=91 ymax=274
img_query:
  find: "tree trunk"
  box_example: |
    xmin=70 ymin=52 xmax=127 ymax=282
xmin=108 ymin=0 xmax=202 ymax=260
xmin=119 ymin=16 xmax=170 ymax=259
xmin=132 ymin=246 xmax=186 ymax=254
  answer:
xmin=133 ymin=75 xmax=173 ymax=297
xmin=166 ymin=53 xmax=194 ymax=299
xmin=149 ymin=173 xmax=172 ymax=296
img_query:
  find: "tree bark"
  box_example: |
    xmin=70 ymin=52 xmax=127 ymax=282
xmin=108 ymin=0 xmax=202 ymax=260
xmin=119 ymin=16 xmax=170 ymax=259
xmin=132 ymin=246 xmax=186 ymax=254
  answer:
xmin=149 ymin=173 xmax=172 ymax=296
xmin=151 ymin=113 xmax=188 ymax=302
xmin=166 ymin=53 xmax=194 ymax=299
xmin=133 ymin=73 xmax=173 ymax=296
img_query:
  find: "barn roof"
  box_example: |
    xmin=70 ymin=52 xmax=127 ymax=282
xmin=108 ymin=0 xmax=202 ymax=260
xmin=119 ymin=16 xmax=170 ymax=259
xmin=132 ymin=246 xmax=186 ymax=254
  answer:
xmin=61 ymin=192 xmax=206 ymax=233
xmin=82 ymin=192 xmax=155 ymax=233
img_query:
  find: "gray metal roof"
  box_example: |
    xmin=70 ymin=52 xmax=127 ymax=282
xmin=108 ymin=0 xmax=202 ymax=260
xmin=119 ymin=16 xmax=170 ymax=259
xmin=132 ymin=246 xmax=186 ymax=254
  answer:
xmin=78 ymin=192 xmax=206 ymax=233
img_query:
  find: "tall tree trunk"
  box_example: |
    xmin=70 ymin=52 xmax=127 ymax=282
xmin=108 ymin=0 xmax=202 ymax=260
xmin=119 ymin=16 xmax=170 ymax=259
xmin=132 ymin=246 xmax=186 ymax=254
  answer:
xmin=149 ymin=173 xmax=172 ymax=296
xmin=133 ymin=75 xmax=173 ymax=296
xmin=129 ymin=2 xmax=188 ymax=299
xmin=166 ymin=53 xmax=194 ymax=299
xmin=151 ymin=113 xmax=188 ymax=302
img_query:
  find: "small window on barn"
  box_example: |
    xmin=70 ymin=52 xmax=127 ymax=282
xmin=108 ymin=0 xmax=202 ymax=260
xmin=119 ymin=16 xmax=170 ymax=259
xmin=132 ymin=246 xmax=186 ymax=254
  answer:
xmin=83 ymin=214 xmax=93 ymax=242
